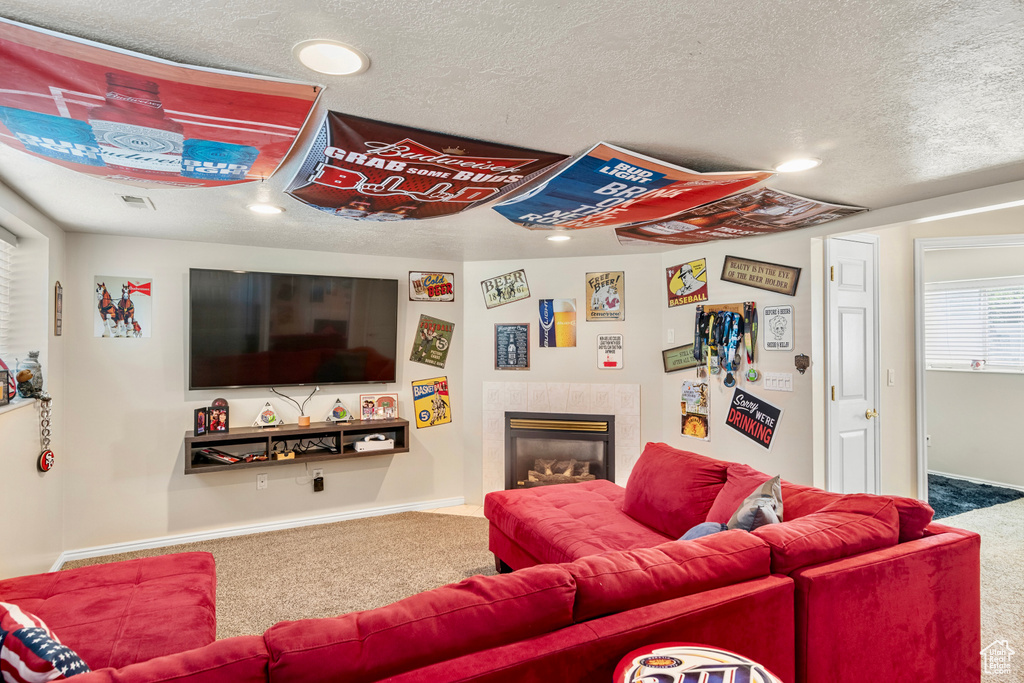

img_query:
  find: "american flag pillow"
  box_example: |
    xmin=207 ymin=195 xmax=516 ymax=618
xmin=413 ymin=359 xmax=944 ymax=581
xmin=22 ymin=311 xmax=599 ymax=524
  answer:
xmin=0 ymin=602 xmax=90 ymax=682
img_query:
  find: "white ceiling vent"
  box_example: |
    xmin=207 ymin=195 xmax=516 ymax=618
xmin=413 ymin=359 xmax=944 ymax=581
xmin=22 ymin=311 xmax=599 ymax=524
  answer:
xmin=116 ymin=195 xmax=155 ymax=210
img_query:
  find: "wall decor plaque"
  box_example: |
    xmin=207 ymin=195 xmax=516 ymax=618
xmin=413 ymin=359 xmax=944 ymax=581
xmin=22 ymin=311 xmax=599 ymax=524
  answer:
xmin=597 ymin=333 xmax=623 ymax=369
xmin=481 ymin=269 xmax=530 ymax=309
xmin=586 ymin=271 xmax=624 ymax=321
xmin=662 ymin=343 xmax=698 ymax=373
xmin=666 ymin=258 xmax=708 ymax=307
xmin=412 ymin=376 xmax=451 ymax=428
xmin=725 ymin=388 xmax=782 ymax=451
xmin=762 ymin=305 xmax=793 ymax=351
xmin=410 ymin=315 xmax=454 ymax=368
xmin=721 ymin=255 xmax=801 ymax=296
xmin=495 ymin=323 xmax=529 ymax=370
xmin=409 ymin=271 xmax=455 ymax=302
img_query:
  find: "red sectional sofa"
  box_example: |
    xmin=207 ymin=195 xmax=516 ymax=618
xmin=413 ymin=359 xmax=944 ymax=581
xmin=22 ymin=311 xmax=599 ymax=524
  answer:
xmin=485 ymin=441 xmax=982 ymax=683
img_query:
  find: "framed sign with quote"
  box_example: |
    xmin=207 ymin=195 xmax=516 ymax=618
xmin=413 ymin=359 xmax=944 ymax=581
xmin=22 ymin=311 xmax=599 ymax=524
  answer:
xmin=721 ymin=255 xmax=801 ymax=296
xmin=662 ymin=343 xmax=698 ymax=373
xmin=495 ymin=323 xmax=529 ymax=370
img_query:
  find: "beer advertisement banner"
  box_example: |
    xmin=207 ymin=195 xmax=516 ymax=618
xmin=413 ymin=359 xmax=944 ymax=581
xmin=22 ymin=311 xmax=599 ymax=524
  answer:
xmin=538 ymin=299 xmax=576 ymax=348
xmin=725 ymin=388 xmax=782 ymax=451
xmin=481 ymin=269 xmax=530 ymax=309
xmin=286 ymin=111 xmax=568 ymax=220
xmin=492 ymin=142 xmax=772 ymax=231
xmin=94 ymin=276 xmax=151 ymax=338
xmin=410 ymin=315 xmax=454 ymax=368
xmin=495 ymin=323 xmax=529 ymax=370
xmin=586 ymin=271 xmax=624 ymax=321
xmin=616 ymin=187 xmax=867 ymax=246
xmin=413 ymin=376 xmax=451 ymax=429
xmin=409 ymin=271 xmax=455 ymax=302
xmin=0 ymin=17 xmax=320 ymax=188
xmin=681 ymin=380 xmax=710 ymax=441
xmin=666 ymin=259 xmax=708 ymax=307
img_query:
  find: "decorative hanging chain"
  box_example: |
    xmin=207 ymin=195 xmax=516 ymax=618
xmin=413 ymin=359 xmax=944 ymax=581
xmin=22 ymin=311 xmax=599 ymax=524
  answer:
xmin=38 ymin=393 xmax=54 ymax=472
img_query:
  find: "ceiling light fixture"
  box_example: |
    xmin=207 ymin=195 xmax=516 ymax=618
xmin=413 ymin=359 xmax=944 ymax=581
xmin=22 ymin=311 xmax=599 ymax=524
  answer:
xmin=247 ymin=203 xmax=284 ymax=215
xmin=774 ymin=157 xmax=822 ymax=173
xmin=293 ymin=40 xmax=369 ymax=75
xmin=547 ymin=234 xmax=572 ymax=242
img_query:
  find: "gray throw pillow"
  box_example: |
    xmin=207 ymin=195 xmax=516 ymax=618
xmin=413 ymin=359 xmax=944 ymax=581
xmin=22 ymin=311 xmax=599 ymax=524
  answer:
xmin=679 ymin=521 xmax=729 ymax=541
xmin=727 ymin=475 xmax=784 ymax=532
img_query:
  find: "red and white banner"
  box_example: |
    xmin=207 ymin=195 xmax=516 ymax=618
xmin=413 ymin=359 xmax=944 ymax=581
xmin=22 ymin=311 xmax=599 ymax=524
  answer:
xmin=0 ymin=17 xmax=320 ymax=188
xmin=286 ymin=111 xmax=568 ymax=220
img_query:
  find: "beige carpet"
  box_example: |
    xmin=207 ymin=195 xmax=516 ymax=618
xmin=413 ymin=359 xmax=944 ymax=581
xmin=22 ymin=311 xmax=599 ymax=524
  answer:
xmin=63 ymin=512 xmax=495 ymax=639
xmin=941 ymin=497 xmax=1024 ymax=667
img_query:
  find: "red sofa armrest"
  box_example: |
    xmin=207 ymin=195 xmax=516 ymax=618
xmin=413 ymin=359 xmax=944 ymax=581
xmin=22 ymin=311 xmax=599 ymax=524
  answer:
xmin=752 ymin=494 xmax=899 ymax=575
xmin=73 ymin=636 xmax=269 ymax=683
xmin=792 ymin=529 xmax=980 ymax=683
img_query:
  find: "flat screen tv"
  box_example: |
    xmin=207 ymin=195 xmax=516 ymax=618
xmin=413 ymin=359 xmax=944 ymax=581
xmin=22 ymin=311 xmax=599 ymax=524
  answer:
xmin=189 ymin=268 xmax=398 ymax=389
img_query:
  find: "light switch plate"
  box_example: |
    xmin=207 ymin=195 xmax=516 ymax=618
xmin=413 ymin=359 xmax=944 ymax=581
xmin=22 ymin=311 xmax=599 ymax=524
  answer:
xmin=763 ymin=372 xmax=793 ymax=392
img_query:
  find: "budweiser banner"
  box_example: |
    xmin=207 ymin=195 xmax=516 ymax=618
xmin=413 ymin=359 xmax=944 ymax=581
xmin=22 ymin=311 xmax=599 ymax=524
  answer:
xmin=286 ymin=111 xmax=568 ymax=220
xmin=492 ymin=142 xmax=772 ymax=231
xmin=0 ymin=18 xmax=320 ymax=188
xmin=616 ymin=187 xmax=867 ymax=246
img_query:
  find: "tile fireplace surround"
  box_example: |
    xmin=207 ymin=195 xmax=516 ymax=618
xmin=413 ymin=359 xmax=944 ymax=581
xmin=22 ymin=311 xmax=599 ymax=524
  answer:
xmin=481 ymin=382 xmax=641 ymax=495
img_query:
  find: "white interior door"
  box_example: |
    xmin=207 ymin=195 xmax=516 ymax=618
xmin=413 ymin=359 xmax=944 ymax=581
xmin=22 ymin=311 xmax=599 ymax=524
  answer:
xmin=827 ymin=235 xmax=880 ymax=494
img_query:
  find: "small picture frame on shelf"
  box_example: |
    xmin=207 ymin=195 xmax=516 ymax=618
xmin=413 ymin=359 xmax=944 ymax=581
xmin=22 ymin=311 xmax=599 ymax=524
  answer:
xmin=359 ymin=393 xmax=399 ymax=420
xmin=209 ymin=406 xmax=229 ymax=432
xmin=193 ymin=407 xmax=208 ymax=436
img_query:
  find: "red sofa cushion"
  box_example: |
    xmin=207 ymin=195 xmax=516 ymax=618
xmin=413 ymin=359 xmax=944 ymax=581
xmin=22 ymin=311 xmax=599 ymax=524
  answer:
xmin=485 ymin=480 xmax=671 ymax=565
xmin=264 ymin=564 xmax=576 ymax=683
xmin=622 ymin=443 xmax=729 ymax=539
xmin=74 ymin=636 xmax=268 ymax=683
xmin=0 ymin=553 xmax=217 ymax=671
xmin=752 ymin=494 xmax=899 ymax=574
xmin=567 ymin=531 xmax=771 ymax=622
xmin=781 ymin=481 xmax=934 ymax=543
xmin=706 ymin=462 xmax=773 ymax=524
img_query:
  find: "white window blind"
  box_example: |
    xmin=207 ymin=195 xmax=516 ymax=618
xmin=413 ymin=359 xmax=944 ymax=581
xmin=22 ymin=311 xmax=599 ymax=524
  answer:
xmin=0 ymin=239 xmax=11 ymax=358
xmin=924 ymin=276 xmax=1024 ymax=372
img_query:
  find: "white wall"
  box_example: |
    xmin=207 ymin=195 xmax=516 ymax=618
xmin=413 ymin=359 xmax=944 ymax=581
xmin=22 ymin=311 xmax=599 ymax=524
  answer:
xmin=0 ymin=182 xmax=65 ymax=578
xmin=659 ymin=231 xmax=817 ymax=486
xmin=62 ymin=234 xmax=463 ymax=551
xmin=462 ymin=252 xmax=666 ymax=504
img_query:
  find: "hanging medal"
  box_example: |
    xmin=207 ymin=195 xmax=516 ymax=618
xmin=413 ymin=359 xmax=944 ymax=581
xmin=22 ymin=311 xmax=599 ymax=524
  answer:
xmin=745 ymin=303 xmax=760 ymax=381
xmin=37 ymin=392 xmax=54 ymax=472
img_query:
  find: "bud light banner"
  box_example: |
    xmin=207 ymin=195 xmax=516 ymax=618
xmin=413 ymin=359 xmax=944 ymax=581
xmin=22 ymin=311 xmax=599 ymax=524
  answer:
xmin=492 ymin=142 xmax=773 ymax=231
xmin=0 ymin=17 xmax=320 ymax=188
xmin=286 ymin=111 xmax=568 ymax=220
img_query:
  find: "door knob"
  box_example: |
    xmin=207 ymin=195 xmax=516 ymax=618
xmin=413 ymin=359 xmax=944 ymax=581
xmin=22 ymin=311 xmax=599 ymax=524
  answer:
xmin=865 ymin=409 xmax=879 ymax=419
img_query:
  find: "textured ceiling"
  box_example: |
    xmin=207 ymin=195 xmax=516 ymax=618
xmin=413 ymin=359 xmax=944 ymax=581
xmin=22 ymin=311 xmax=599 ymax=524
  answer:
xmin=0 ymin=0 xmax=1023 ymax=261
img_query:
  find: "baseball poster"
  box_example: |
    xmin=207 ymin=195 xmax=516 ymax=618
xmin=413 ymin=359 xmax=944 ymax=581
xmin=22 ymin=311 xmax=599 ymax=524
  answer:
xmin=666 ymin=259 xmax=708 ymax=307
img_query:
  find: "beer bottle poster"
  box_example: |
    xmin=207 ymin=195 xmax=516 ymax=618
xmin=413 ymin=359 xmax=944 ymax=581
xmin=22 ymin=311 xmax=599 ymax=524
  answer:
xmin=286 ymin=111 xmax=567 ymax=221
xmin=481 ymin=269 xmax=530 ymax=309
xmin=410 ymin=315 xmax=454 ymax=368
xmin=409 ymin=271 xmax=455 ymax=302
xmin=725 ymin=389 xmax=782 ymax=451
xmin=0 ymin=18 xmax=321 ymax=188
xmin=586 ymin=271 xmax=625 ymax=321
xmin=413 ymin=376 xmax=452 ymax=429
xmin=539 ymin=299 xmax=576 ymax=348
xmin=681 ymin=380 xmax=710 ymax=441
xmin=666 ymin=259 xmax=709 ymax=307
xmin=495 ymin=323 xmax=530 ymax=370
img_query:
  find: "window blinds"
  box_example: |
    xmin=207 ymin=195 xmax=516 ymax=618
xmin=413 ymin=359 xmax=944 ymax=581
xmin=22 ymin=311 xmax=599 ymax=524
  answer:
xmin=924 ymin=277 xmax=1024 ymax=371
xmin=0 ymin=240 xmax=11 ymax=358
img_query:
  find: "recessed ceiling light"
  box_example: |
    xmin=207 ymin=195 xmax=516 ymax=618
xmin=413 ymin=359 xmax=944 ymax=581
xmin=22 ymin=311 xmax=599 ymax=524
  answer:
xmin=293 ymin=40 xmax=369 ymax=75
xmin=547 ymin=234 xmax=572 ymax=242
xmin=247 ymin=203 xmax=284 ymax=215
xmin=774 ymin=157 xmax=822 ymax=173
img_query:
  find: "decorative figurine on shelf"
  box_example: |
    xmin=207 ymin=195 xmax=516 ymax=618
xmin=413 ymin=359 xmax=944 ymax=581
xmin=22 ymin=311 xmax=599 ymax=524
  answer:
xmin=271 ymin=386 xmax=320 ymax=427
xmin=252 ymin=401 xmax=281 ymax=428
xmin=326 ymin=398 xmax=353 ymax=422
xmin=16 ymin=351 xmax=43 ymax=398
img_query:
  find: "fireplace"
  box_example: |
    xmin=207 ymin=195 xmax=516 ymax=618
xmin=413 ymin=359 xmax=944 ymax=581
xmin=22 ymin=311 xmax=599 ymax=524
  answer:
xmin=505 ymin=412 xmax=615 ymax=490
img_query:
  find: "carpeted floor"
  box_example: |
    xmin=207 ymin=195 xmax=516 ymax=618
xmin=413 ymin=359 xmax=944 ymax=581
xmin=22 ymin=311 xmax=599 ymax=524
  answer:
xmin=941 ymin=498 xmax=1024 ymax=662
xmin=63 ymin=512 xmax=495 ymax=639
xmin=928 ymin=473 xmax=1024 ymax=519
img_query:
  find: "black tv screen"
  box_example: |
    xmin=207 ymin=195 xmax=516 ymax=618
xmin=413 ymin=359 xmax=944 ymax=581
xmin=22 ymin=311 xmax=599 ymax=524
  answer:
xmin=189 ymin=268 xmax=398 ymax=389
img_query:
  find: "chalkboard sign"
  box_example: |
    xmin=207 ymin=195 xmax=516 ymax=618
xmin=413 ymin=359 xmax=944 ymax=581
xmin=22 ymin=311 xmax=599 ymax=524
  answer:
xmin=495 ymin=323 xmax=530 ymax=370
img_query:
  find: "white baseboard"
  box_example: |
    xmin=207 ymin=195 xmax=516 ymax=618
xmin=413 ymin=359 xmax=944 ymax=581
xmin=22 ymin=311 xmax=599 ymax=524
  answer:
xmin=49 ymin=496 xmax=465 ymax=572
xmin=927 ymin=470 xmax=1024 ymax=494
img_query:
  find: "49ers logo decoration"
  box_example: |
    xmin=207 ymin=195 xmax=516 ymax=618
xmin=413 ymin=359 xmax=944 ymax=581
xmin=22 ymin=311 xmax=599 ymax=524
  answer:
xmin=286 ymin=112 xmax=567 ymax=221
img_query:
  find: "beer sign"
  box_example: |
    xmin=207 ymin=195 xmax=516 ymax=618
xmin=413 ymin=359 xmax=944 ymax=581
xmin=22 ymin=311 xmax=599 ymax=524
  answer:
xmin=586 ymin=271 xmax=625 ymax=321
xmin=481 ymin=269 xmax=530 ymax=309
xmin=538 ymin=299 xmax=576 ymax=348
xmin=725 ymin=389 xmax=782 ymax=451
xmin=409 ymin=271 xmax=455 ymax=302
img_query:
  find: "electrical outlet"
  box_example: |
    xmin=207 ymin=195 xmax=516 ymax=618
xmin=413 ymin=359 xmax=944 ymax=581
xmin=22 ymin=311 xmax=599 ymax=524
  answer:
xmin=887 ymin=369 xmax=895 ymax=386
xmin=312 ymin=468 xmax=324 ymax=480
xmin=256 ymin=474 xmax=268 ymax=490
xmin=667 ymin=328 xmax=675 ymax=344
xmin=313 ymin=476 xmax=324 ymax=492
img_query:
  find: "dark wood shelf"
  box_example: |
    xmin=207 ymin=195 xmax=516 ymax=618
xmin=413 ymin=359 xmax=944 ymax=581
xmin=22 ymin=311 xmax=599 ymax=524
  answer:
xmin=184 ymin=418 xmax=410 ymax=474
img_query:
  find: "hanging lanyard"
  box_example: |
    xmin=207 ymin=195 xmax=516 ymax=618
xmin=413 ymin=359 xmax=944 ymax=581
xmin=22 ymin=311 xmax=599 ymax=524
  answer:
xmin=745 ymin=303 xmax=760 ymax=381
xmin=723 ymin=313 xmax=742 ymax=387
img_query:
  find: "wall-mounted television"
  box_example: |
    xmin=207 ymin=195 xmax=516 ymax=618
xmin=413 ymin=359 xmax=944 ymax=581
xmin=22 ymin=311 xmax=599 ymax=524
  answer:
xmin=189 ymin=268 xmax=398 ymax=390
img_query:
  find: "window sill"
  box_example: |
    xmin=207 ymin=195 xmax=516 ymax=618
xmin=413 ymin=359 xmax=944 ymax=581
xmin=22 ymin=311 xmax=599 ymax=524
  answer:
xmin=0 ymin=398 xmax=37 ymax=417
xmin=925 ymin=367 xmax=1024 ymax=376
